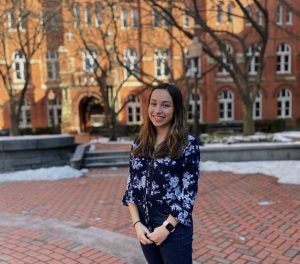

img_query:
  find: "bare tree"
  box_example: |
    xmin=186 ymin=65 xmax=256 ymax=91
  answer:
xmin=65 ymin=0 xmax=198 ymax=139
xmin=0 ymin=0 xmax=58 ymax=135
xmin=145 ymin=0 xmax=270 ymax=135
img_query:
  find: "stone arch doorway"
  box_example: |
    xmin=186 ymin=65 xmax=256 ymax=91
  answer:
xmin=79 ymin=96 xmax=104 ymax=132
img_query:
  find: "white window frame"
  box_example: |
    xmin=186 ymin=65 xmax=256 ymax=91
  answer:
xmin=286 ymin=8 xmax=293 ymax=25
xmin=19 ymin=97 xmax=31 ymax=128
xmin=252 ymin=91 xmax=262 ymax=119
xmin=276 ymin=4 xmax=283 ymax=25
xmin=152 ymin=10 xmax=160 ymax=27
xmin=124 ymin=49 xmax=139 ymax=79
xmin=277 ymin=88 xmax=292 ymax=118
xmin=121 ymin=9 xmax=128 ymax=28
xmin=217 ymin=4 xmax=222 ymax=24
xmin=183 ymin=11 xmax=189 ymax=28
xmin=131 ymin=9 xmax=139 ymax=27
xmin=95 ymin=2 xmax=102 ymax=27
xmin=276 ymin=43 xmax=291 ymax=74
xmin=186 ymin=57 xmax=200 ymax=78
xmin=256 ymin=9 xmax=263 ymax=25
xmin=219 ymin=89 xmax=234 ymax=121
xmin=85 ymin=4 xmax=92 ymax=27
xmin=154 ymin=49 xmax=169 ymax=78
xmin=218 ymin=44 xmax=233 ymax=75
xmin=247 ymin=45 xmax=260 ymax=75
xmin=46 ymin=50 xmax=59 ymax=80
xmin=187 ymin=94 xmax=201 ymax=122
xmin=13 ymin=51 xmax=26 ymax=82
xmin=73 ymin=4 xmax=80 ymax=28
xmin=227 ymin=4 xmax=233 ymax=23
xmin=245 ymin=6 xmax=252 ymax=26
xmin=48 ymin=97 xmax=62 ymax=126
xmin=126 ymin=95 xmax=141 ymax=125
xmin=83 ymin=49 xmax=97 ymax=73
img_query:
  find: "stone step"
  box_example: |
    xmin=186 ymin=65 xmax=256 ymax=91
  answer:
xmin=82 ymin=151 xmax=129 ymax=168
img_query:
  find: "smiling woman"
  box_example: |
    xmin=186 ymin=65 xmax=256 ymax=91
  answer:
xmin=122 ymin=83 xmax=201 ymax=264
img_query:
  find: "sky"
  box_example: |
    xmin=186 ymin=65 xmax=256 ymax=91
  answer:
xmin=0 ymin=132 xmax=299 ymax=185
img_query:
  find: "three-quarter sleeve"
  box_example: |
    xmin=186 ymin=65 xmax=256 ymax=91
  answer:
xmin=168 ymin=137 xmax=200 ymax=226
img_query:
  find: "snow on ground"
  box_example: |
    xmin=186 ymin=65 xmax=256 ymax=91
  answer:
xmin=0 ymin=132 xmax=299 ymax=185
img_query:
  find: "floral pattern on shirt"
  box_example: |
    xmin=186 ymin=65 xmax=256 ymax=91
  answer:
xmin=122 ymin=135 xmax=200 ymax=227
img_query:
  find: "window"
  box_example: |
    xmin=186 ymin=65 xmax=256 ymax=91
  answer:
xmin=152 ymin=9 xmax=170 ymax=28
xmin=154 ymin=49 xmax=169 ymax=78
xmin=227 ymin=4 xmax=233 ymax=23
xmin=13 ymin=51 xmax=26 ymax=81
xmin=83 ymin=49 xmax=97 ymax=73
xmin=186 ymin=57 xmax=200 ymax=77
xmin=7 ymin=9 xmax=25 ymax=30
xmin=219 ymin=89 xmax=234 ymax=121
xmin=131 ymin=9 xmax=139 ymax=27
xmin=95 ymin=2 xmax=102 ymax=27
xmin=253 ymin=91 xmax=262 ymax=119
xmin=277 ymin=88 xmax=292 ymax=118
xmin=46 ymin=50 xmax=59 ymax=80
xmin=286 ymin=8 xmax=293 ymax=25
xmin=276 ymin=43 xmax=291 ymax=74
xmin=127 ymin=95 xmax=141 ymax=124
xmin=48 ymin=97 xmax=62 ymax=126
xmin=256 ymin=9 xmax=263 ymax=25
xmin=124 ymin=49 xmax=139 ymax=79
xmin=276 ymin=4 xmax=283 ymax=25
xmin=73 ymin=4 xmax=80 ymax=28
xmin=19 ymin=97 xmax=31 ymax=128
xmin=218 ymin=44 xmax=233 ymax=75
xmin=245 ymin=5 xmax=252 ymax=26
xmin=187 ymin=94 xmax=201 ymax=122
xmin=183 ymin=11 xmax=190 ymax=28
xmin=121 ymin=9 xmax=128 ymax=28
xmin=217 ymin=4 xmax=222 ymax=23
xmin=247 ymin=45 xmax=260 ymax=75
xmin=42 ymin=11 xmax=61 ymax=31
xmin=85 ymin=4 xmax=92 ymax=27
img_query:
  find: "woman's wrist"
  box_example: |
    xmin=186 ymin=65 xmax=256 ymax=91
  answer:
xmin=132 ymin=220 xmax=141 ymax=228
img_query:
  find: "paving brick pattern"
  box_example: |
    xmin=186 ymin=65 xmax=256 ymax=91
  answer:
xmin=0 ymin=166 xmax=299 ymax=263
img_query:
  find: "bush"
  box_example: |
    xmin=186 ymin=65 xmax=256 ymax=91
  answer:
xmin=270 ymin=119 xmax=288 ymax=132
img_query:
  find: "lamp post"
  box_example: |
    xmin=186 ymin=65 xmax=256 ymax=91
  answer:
xmin=106 ymin=75 xmax=117 ymax=141
xmin=47 ymin=89 xmax=56 ymax=133
xmin=186 ymin=37 xmax=202 ymax=139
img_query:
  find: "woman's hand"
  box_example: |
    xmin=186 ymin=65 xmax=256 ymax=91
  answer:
xmin=147 ymin=225 xmax=170 ymax=246
xmin=134 ymin=222 xmax=153 ymax=245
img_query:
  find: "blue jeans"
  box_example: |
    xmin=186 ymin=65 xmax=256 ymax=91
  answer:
xmin=139 ymin=206 xmax=193 ymax=264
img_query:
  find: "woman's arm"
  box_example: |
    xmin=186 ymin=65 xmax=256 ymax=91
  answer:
xmin=128 ymin=203 xmax=153 ymax=245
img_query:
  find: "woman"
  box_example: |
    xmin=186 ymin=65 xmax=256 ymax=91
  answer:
xmin=122 ymin=83 xmax=200 ymax=264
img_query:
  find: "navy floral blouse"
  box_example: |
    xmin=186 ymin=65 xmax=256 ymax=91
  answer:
xmin=122 ymin=135 xmax=200 ymax=228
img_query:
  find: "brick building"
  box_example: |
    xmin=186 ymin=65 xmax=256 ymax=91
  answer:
xmin=0 ymin=0 xmax=299 ymax=135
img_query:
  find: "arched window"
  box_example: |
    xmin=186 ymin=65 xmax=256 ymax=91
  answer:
xmin=124 ymin=49 xmax=139 ymax=79
xmin=19 ymin=97 xmax=31 ymax=128
xmin=217 ymin=4 xmax=222 ymax=23
xmin=227 ymin=4 xmax=233 ymax=23
xmin=127 ymin=95 xmax=141 ymax=125
xmin=276 ymin=43 xmax=291 ymax=74
xmin=187 ymin=94 xmax=201 ymax=122
xmin=48 ymin=97 xmax=62 ymax=126
xmin=218 ymin=44 xmax=233 ymax=75
xmin=95 ymin=2 xmax=102 ymax=27
xmin=253 ymin=91 xmax=262 ymax=119
xmin=218 ymin=89 xmax=234 ymax=121
xmin=277 ymin=88 xmax=292 ymax=118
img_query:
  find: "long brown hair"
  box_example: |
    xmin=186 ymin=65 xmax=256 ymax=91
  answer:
xmin=132 ymin=83 xmax=188 ymax=158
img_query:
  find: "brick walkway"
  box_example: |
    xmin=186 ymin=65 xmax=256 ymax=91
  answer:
xmin=0 ymin=167 xmax=299 ymax=263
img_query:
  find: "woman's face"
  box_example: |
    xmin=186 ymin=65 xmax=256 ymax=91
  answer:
xmin=148 ymin=89 xmax=174 ymax=130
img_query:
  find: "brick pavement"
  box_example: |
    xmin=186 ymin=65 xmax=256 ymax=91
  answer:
xmin=0 ymin=163 xmax=300 ymax=263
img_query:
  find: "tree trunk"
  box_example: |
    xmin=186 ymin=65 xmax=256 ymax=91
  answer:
xmin=241 ymin=100 xmax=255 ymax=135
xmin=10 ymin=100 xmax=20 ymax=136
